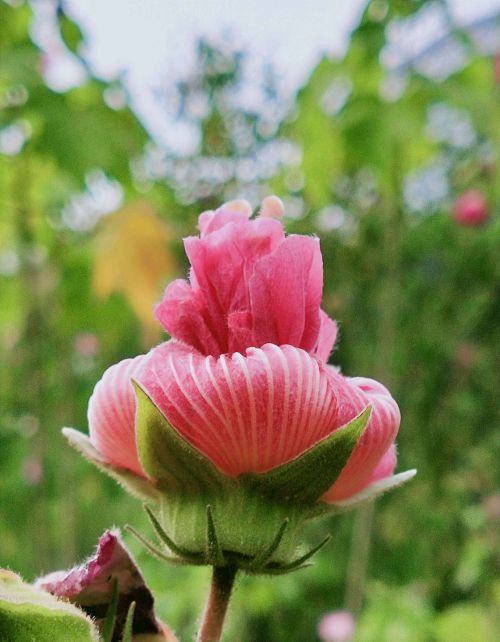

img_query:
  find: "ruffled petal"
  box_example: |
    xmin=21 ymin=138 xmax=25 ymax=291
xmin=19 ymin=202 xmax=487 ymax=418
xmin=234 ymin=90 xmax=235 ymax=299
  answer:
xmin=322 ymin=374 xmax=400 ymax=502
xmin=155 ymin=279 xmax=221 ymax=356
xmin=139 ymin=342 xmax=338 ymax=476
xmin=157 ymin=214 xmax=285 ymax=356
xmin=249 ymin=236 xmax=323 ymax=352
xmin=88 ymin=354 xmax=147 ymax=477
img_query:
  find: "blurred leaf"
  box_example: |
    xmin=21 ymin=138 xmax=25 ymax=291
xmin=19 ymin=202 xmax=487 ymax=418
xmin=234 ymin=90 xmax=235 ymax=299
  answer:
xmin=288 ymin=57 xmax=344 ymax=208
xmin=356 ymin=582 xmax=434 ymax=642
xmin=57 ymin=5 xmax=85 ymax=55
xmin=434 ymin=604 xmax=499 ymax=642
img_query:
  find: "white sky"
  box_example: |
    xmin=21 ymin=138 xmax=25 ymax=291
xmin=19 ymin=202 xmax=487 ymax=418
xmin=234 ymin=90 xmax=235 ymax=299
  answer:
xmin=64 ymin=0 xmax=500 ymax=150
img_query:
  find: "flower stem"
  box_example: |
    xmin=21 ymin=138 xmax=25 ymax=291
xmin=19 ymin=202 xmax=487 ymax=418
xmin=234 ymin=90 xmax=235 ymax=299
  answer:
xmin=344 ymin=502 xmax=374 ymax=615
xmin=196 ymin=566 xmax=237 ymax=642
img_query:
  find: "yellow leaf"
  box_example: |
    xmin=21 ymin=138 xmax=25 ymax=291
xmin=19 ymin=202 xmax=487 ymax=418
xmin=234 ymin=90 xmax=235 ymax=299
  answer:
xmin=93 ymin=201 xmax=176 ymax=345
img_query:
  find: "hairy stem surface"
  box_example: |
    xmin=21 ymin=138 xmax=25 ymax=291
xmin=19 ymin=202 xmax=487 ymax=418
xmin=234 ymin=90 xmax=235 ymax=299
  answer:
xmin=196 ymin=566 xmax=237 ymax=642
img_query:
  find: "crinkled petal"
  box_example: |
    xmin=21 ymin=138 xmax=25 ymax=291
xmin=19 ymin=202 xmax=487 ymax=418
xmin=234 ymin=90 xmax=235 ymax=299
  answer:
xmin=185 ymin=217 xmax=284 ymax=310
xmin=155 ymin=279 xmax=221 ymax=356
xmin=322 ymin=375 xmax=400 ymax=502
xmin=250 ymin=236 xmax=323 ymax=352
xmin=37 ymin=530 xmax=171 ymax=640
xmin=88 ymin=355 xmax=147 ymax=477
xmin=139 ymin=341 xmax=338 ymax=476
xmin=158 ymin=216 xmax=285 ymax=355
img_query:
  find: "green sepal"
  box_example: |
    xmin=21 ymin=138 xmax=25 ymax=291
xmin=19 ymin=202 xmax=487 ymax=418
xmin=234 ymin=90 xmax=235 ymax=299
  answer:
xmin=144 ymin=504 xmax=201 ymax=561
xmin=62 ymin=427 xmax=159 ymax=503
xmin=101 ymin=578 xmax=119 ymax=642
xmin=265 ymin=534 xmax=331 ymax=574
xmin=131 ymin=501 xmax=331 ymax=576
xmin=206 ymin=505 xmax=226 ymax=566
xmin=0 ymin=570 xmax=99 ymax=642
xmin=125 ymin=525 xmax=188 ymax=565
xmin=133 ymin=381 xmax=230 ymax=495
xmin=121 ymin=601 xmax=136 ymax=642
xmin=249 ymin=518 xmax=289 ymax=569
xmin=239 ymin=406 xmax=371 ymax=504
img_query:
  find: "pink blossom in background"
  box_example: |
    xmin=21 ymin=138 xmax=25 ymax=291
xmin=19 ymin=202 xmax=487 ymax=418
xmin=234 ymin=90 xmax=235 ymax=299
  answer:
xmin=317 ymin=610 xmax=356 ymax=642
xmin=74 ymin=332 xmax=100 ymax=357
xmin=452 ymin=190 xmax=489 ymax=226
xmin=88 ymin=197 xmax=401 ymax=504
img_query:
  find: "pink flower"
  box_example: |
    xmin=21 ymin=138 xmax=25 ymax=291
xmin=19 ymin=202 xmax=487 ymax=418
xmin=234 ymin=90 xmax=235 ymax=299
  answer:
xmin=88 ymin=197 xmax=401 ymax=504
xmin=452 ymin=190 xmax=489 ymax=226
xmin=318 ymin=611 xmax=356 ymax=642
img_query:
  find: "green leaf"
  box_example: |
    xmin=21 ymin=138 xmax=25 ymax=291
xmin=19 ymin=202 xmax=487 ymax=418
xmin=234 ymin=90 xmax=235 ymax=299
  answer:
xmin=133 ymin=381 xmax=230 ymax=495
xmin=62 ymin=427 xmax=160 ymax=502
xmin=121 ymin=601 xmax=135 ymax=642
xmin=0 ymin=571 xmax=99 ymax=642
xmin=239 ymin=406 xmax=371 ymax=504
xmin=57 ymin=7 xmax=85 ymax=55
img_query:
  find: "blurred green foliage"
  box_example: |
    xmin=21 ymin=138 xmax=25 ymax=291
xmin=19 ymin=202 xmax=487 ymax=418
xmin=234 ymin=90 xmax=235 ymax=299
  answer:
xmin=1 ymin=1 xmax=499 ymax=640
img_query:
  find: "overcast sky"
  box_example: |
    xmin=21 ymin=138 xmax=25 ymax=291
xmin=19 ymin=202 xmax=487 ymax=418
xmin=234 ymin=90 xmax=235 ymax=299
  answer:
xmin=64 ymin=0 xmax=500 ymax=150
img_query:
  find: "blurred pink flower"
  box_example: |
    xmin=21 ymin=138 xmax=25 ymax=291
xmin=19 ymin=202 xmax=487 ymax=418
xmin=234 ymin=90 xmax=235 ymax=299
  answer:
xmin=318 ymin=610 xmax=356 ymax=642
xmin=453 ymin=190 xmax=489 ymax=226
xmin=74 ymin=332 xmax=100 ymax=357
xmin=88 ymin=197 xmax=401 ymax=504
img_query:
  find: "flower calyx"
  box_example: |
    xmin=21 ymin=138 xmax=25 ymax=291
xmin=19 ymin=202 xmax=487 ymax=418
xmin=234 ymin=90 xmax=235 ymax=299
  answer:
xmin=124 ymin=382 xmax=370 ymax=574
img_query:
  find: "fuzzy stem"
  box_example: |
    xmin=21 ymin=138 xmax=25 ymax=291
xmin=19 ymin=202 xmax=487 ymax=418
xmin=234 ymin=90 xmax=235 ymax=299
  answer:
xmin=196 ymin=566 xmax=237 ymax=642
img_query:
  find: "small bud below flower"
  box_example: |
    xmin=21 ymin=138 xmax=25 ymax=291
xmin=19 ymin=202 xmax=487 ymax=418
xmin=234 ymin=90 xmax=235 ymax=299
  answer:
xmin=260 ymin=195 xmax=285 ymax=219
xmin=317 ymin=610 xmax=356 ymax=642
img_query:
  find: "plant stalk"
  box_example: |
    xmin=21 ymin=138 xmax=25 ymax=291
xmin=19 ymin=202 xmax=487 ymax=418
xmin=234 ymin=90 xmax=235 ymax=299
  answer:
xmin=196 ymin=566 xmax=237 ymax=642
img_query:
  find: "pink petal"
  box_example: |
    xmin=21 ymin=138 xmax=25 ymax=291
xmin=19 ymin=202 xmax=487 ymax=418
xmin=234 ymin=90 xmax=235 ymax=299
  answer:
xmin=322 ymin=374 xmax=400 ymax=502
xmin=198 ymin=200 xmax=252 ymax=236
xmin=157 ymin=216 xmax=285 ymax=356
xmin=155 ymin=279 xmax=221 ymax=356
xmin=139 ymin=341 xmax=339 ymax=475
xmin=366 ymin=444 xmax=397 ymax=484
xmin=185 ymin=216 xmax=284 ymax=312
xmin=249 ymin=235 xmax=323 ymax=352
xmin=36 ymin=530 xmax=120 ymax=598
xmin=88 ymin=354 xmax=147 ymax=477
xmin=314 ymin=310 xmax=338 ymax=362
